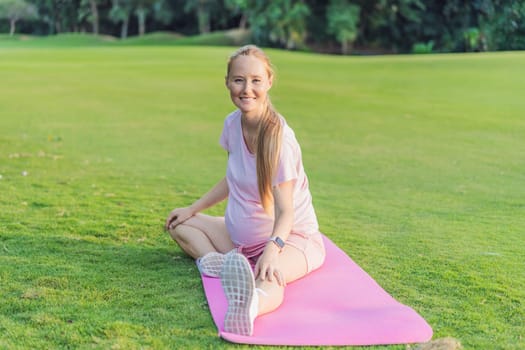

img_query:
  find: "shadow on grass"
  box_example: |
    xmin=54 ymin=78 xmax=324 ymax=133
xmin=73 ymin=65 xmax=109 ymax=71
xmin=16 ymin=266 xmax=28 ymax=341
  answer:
xmin=1 ymin=232 xmax=230 ymax=348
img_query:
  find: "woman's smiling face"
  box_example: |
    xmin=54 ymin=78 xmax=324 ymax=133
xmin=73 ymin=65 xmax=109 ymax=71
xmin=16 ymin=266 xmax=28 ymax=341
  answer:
xmin=226 ymin=54 xmax=273 ymax=117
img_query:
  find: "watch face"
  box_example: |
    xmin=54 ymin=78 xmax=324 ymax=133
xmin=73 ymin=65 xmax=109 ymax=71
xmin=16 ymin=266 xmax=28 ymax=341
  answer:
xmin=275 ymin=237 xmax=285 ymax=248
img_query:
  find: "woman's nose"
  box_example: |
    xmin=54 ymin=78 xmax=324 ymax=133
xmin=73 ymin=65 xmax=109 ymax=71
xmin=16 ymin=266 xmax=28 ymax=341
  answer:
xmin=242 ymin=82 xmax=252 ymax=93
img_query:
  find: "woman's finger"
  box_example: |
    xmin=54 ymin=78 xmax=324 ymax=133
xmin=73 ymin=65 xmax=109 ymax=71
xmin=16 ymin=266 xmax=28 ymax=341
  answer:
xmin=259 ymin=264 xmax=270 ymax=282
xmin=165 ymin=211 xmax=177 ymax=229
xmin=266 ymin=268 xmax=273 ymax=282
xmin=254 ymin=264 xmax=261 ymax=280
xmin=165 ymin=214 xmax=177 ymax=230
xmin=275 ymin=270 xmax=285 ymax=286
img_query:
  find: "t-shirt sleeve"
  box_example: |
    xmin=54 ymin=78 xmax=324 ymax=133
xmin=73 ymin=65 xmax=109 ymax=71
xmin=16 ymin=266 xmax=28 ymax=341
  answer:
xmin=274 ymin=128 xmax=299 ymax=185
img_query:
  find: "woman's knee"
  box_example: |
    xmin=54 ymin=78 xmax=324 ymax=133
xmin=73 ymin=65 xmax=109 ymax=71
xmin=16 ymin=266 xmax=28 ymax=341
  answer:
xmin=167 ymin=224 xmax=190 ymax=245
xmin=167 ymin=224 xmax=208 ymax=258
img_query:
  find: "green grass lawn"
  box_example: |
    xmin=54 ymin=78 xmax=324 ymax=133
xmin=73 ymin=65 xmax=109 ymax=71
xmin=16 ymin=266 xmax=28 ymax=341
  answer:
xmin=0 ymin=41 xmax=524 ymax=349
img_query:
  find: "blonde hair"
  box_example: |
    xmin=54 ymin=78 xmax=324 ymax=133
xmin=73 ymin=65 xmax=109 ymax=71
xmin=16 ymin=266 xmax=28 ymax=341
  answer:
xmin=226 ymin=45 xmax=283 ymax=215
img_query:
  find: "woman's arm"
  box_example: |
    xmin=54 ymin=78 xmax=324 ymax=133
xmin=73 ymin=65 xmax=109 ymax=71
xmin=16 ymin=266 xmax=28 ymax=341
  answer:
xmin=254 ymin=179 xmax=295 ymax=285
xmin=270 ymin=180 xmax=295 ymax=243
xmin=165 ymin=177 xmax=229 ymax=230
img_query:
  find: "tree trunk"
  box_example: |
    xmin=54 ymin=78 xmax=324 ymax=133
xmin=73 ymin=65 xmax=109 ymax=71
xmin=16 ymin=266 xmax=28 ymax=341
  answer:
xmin=55 ymin=17 xmax=62 ymax=34
xmin=197 ymin=2 xmax=210 ymax=33
xmin=121 ymin=16 xmax=129 ymax=39
xmin=10 ymin=19 xmax=16 ymax=36
xmin=239 ymin=13 xmax=247 ymax=30
xmin=341 ymin=40 xmax=349 ymax=55
xmin=136 ymin=8 xmax=146 ymax=36
xmin=89 ymin=0 xmax=99 ymax=35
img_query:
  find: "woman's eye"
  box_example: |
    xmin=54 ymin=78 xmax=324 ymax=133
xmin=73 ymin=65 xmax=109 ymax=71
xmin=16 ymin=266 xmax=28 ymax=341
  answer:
xmin=253 ymin=79 xmax=261 ymax=83
xmin=234 ymin=78 xmax=244 ymax=83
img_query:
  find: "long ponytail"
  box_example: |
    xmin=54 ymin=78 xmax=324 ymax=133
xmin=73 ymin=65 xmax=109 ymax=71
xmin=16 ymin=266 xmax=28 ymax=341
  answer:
xmin=256 ymin=99 xmax=282 ymax=215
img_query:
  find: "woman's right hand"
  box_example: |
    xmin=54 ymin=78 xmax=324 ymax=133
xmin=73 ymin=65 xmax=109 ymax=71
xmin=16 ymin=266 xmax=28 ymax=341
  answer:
xmin=165 ymin=207 xmax=195 ymax=231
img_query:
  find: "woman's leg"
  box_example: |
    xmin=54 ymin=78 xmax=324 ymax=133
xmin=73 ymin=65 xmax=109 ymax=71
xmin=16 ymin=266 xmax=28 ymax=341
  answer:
xmin=220 ymin=238 xmax=323 ymax=336
xmin=256 ymin=244 xmax=308 ymax=315
xmin=256 ymin=234 xmax=325 ymax=315
xmin=167 ymin=213 xmax=234 ymax=259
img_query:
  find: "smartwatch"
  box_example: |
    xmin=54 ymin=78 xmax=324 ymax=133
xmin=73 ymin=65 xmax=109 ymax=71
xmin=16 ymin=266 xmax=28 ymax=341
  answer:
xmin=269 ymin=236 xmax=285 ymax=251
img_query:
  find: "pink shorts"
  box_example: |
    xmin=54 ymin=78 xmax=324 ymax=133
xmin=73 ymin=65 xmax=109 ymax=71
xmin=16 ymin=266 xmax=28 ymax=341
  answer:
xmin=286 ymin=232 xmax=326 ymax=273
xmin=236 ymin=232 xmax=326 ymax=273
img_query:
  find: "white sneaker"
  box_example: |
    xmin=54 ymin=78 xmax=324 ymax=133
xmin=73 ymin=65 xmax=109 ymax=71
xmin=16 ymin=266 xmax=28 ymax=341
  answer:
xmin=220 ymin=252 xmax=258 ymax=336
xmin=196 ymin=252 xmax=226 ymax=278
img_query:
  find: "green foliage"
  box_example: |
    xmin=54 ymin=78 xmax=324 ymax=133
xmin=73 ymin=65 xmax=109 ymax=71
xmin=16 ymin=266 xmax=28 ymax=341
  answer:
xmin=463 ymin=27 xmax=482 ymax=52
xmin=365 ymin=0 xmax=426 ymax=52
xmin=151 ymin=0 xmax=173 ymax=25
xmin=224 ymin=0 xmax=249 ymax=27
xmin=0 ymin=29 xmax=251 ymax=47
xmin=480 ymin=0 xmax=525 ymax=50
xmin=2 ymin=0 xmax=525 ymax=52
xmin=411 ymin=40 xmax=433 ymax=53
xmin=27 ymin=0 xmax=83 ymax=35
xmin=0 ymin=32 xmax=117 ymax=46
xmin=0 ymin=0 xmax=37 ymax=35
xmin=108 ymin=0 xmax=133 ymax=39
xmin=248 ymin=0 xmax=311 ymax=49
xmin=326 ymin=0 xmax=360 ymax=54
xmin=183 ymin=0 xmax=219 ymax=34
xmin=0 ymin=0 xmax=37 ymax=19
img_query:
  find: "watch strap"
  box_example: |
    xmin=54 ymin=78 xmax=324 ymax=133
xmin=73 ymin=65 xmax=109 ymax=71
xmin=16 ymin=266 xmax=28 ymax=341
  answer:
xmin=269 ymin=236 xmax=285 ymax=250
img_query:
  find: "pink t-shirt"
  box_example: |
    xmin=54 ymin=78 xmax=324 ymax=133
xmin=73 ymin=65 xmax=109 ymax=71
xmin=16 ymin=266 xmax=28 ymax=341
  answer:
xmin=220 ymin=109 xmax=319 ymax=246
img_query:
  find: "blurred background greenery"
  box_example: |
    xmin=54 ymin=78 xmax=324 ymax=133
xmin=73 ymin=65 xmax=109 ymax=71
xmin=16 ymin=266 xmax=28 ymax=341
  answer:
xmin=1 ymin=0 xmax=524 ymax=54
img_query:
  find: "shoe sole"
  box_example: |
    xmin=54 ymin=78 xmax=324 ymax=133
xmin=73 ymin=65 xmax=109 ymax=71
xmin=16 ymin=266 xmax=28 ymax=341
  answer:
xmin=197 ymin=252 xmax=226 ymax=277
xmin=220 ymin=253 xmax=256 ymax=336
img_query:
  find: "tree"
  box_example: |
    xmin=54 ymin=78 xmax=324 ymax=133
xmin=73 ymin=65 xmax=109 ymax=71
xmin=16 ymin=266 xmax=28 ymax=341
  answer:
xmin=109 ymin=0 xmax=132 ymax=38
xmin=134 ymin=0 xmax=156 ymax=36
xmin=225 ymin=0 xmax=249 ymax=29
xmin=110 ymin=0 xmax=163 ymax=37
xmin=326 ymin=0 xmax=360 ymax=54
xmin=365 ymin=0 xmax=426 ymax=52
xmin=152 ymin=0 xmax=175 ymax=27
xmin=248 ymin=0 xmax=311 ymax=49
xmin=87 ymin=0 xmax=99 ymax=34
xmin=279 ymin=0 xmax=311 ymax=49
xmin=184 ymin=0 xmax=214 ymax=34
xmin=78 ymin=0 xmax=100 ymax=34
xmin=1 ymin=0 xmax=524 ymax=52
xmin=0 ymin=0 xmax=38 ymax=35
xmin=488 ymin=0 xmax=525 ymax=50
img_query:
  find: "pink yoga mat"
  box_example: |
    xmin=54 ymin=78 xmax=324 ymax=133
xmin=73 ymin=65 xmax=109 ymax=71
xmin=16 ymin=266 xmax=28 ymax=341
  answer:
xmin=201 ymin=235 xmax=433 ymax=346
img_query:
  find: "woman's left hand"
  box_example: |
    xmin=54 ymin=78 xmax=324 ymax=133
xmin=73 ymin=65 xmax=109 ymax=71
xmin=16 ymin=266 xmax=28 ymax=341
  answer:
xmin=254 ymin=244 xmax=285 ymax=286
